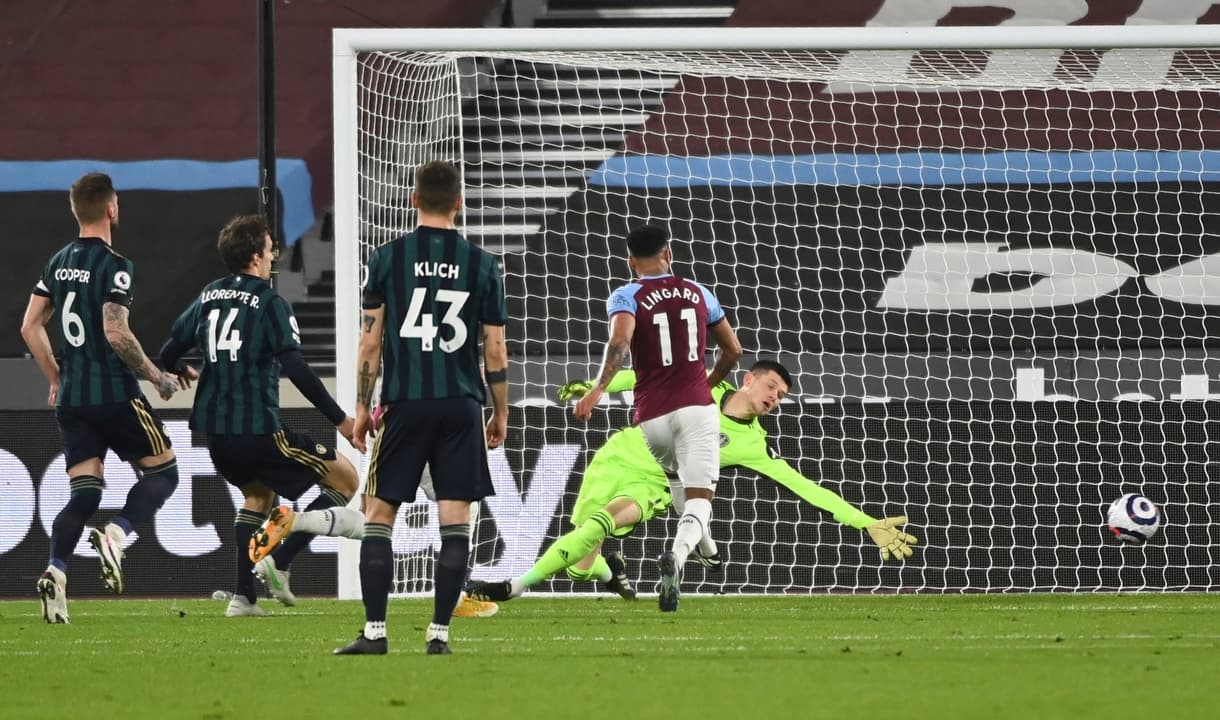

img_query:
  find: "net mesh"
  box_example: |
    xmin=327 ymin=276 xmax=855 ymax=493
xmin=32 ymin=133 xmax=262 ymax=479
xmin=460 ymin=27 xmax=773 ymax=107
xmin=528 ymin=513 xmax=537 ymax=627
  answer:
xmin=345 ymin=43 xmax=1220 ymax=595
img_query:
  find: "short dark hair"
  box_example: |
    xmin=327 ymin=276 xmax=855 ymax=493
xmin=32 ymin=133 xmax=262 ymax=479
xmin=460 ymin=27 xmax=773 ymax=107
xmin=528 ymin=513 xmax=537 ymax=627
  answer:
xmin=625 ymin=225 xmax=669 ymax=258
xmin=70 ymin=172 xmax=116 ymax=224
xmin=217 ymin=215 xmax=272 ymax=274
xmin=414 ymin=161 xmax=461 ymax=214
xmin=750 ymin=359 xmax=793 ymax=390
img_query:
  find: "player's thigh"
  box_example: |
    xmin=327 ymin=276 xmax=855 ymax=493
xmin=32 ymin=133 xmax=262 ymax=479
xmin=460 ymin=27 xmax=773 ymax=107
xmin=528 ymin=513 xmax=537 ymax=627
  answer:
xmin=639 ymin=414 xmax=680 ymax=473
xmin=426 ymin=398 xmax=495 ymax=502
xmin=573 ymin=461 xmax=669 ymax=538
xmin=365 ymin=402 xmax=428 ymax=505
xmin=671 ymin=404 xmax=720 ymax=490
xmin=100 ymin=396 xmax=173 ymax=466
xmin=55 ymin=405 xmax=108 ymax=474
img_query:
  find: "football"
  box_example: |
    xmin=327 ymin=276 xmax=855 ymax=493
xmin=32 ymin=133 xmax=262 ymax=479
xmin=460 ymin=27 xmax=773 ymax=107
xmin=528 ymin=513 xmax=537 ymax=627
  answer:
xmin=1107 ymin=493 xmax=1162 ymax=545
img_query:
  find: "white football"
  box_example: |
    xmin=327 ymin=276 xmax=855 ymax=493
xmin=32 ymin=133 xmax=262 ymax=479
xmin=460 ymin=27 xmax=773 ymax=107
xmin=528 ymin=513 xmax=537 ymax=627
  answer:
xmin=1107 ymin=493 xmax=1162 ymax=545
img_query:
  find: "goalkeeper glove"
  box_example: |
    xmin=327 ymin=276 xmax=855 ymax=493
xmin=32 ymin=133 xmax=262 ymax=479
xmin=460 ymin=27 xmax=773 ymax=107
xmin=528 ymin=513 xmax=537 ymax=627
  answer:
xmin=557 ymin=379 xmax=594 ymax=403
xmin=865 ymin=516 xmax=918 ymax=562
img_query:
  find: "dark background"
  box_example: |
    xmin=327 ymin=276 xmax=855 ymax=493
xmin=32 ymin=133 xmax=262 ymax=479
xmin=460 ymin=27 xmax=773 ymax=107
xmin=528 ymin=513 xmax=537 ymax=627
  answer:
xmin=3 ymin=404 xmax=1216 ymax=597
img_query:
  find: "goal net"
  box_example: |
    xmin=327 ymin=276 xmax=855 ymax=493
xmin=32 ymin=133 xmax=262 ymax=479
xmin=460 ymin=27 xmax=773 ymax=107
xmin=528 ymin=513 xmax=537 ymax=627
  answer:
xmin=333 ymin=26 xmax=1220 ymax=597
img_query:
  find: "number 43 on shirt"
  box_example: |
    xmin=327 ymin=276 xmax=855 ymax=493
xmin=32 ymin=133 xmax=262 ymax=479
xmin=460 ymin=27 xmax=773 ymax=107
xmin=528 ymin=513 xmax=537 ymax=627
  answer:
xmin=399 ymin=287 xmax=469 ymax=353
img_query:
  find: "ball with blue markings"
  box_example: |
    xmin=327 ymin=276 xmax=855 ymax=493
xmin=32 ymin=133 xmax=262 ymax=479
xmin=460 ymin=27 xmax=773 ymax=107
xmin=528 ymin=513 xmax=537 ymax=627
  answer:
xmin=1106 ymin=493 xmax=1162 ymax=545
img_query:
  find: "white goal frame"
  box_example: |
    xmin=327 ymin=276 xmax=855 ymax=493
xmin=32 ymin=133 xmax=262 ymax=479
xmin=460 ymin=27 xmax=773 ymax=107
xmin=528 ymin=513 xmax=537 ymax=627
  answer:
xmin=332 ymin=24 xmax=1219 ymax=599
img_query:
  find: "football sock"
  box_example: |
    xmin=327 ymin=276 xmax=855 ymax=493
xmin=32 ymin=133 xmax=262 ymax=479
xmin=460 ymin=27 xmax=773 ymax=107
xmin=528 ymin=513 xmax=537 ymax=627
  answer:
xmin=363 ymin=620 xmax=386 ymax=641
xmin=521 ymin=510 xmax=615 ymax=589
xmin=565 ymin=554 xmax=613 ymax=583
xmin=290 ymin=506 xmax=365 ymax=539
xmin=360 ymin=523 xmax=394 ymax=624
xmin=233 ymin=509 xmax=266 ymax=603
xmin=272 ymin=486 xmax=350 ymax=569
xmin=671 ymin=497 xmax=712 ymax=566
xmin=115 ymin=460 xmax=179 ymax=530
xmin=697 ymin=531 xmax=719 ymax=559
xmin=50 ymin=475 xmax=103 ymax=568
xmin=433 ymin=524 xmax=470 ymax=627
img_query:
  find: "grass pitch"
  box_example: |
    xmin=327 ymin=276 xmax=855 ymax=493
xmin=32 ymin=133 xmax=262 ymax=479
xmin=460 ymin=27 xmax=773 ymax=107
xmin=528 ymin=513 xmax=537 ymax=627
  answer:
xmin=2 ymin=593 xmax=1216 ymax=719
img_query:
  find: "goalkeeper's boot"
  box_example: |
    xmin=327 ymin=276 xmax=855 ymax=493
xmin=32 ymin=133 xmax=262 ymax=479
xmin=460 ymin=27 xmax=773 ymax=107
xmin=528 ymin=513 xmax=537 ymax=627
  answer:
xmin=224 ymin=595 xmax=269 ymax=617
xmin=253 ymin=556 xmax=297 ymax=607
xmin=468 ymin=580 xmax=513 ymax=603
xmin=249 ymin=505 xmax=295 ymax=563
xmin=426 ymin=639 xmax=452 ymax=655
xmin=604 ymin=551 xmax=637 ymax=600
xmin=452 ymin=593 xmax=499 ymax=618
xmin=37 ymin=567 xmax=69 ymax=624
xmin=657 ymin=551 xmax=681 ymax=613
xmin=88 ymin=524 xmax=125 ymax=595
xmin=694 ymin=547 xmax=723 ymax=574
xmin=334 ymin=634 xmax=387 ymax=655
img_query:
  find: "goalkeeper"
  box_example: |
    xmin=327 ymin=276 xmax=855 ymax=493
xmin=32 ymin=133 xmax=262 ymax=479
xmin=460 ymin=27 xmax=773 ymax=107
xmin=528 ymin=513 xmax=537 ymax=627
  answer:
xmin=470 ymin=360 xmax=917 ymax=602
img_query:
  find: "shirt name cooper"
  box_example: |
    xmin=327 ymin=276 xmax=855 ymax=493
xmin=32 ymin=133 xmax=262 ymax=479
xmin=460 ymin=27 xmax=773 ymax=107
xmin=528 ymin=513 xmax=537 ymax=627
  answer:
xmin=54 ymin=269 xmax=91 ymax=283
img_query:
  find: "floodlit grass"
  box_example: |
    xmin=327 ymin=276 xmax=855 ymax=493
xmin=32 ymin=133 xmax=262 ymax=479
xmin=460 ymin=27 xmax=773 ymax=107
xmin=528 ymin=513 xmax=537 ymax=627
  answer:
xmin=2 ymin=594 xmax=1217 ymax=719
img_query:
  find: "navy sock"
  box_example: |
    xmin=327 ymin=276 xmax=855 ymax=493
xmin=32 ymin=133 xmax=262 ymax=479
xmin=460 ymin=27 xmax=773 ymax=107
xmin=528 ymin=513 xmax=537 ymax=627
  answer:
xmin=234 ymin=509 xmax=265 ymax=603
xmin=360 ymin=523 xmax=394 ymax=624
xmin=271 ymin=485 xmax=349 ymax=570
xmin=433 ymin=523 xmax=470 ymax=627
xmin=115 ymin=460 xmax=179 ymax=531
xmin=50 ymin=476 xmax=104 ymax=568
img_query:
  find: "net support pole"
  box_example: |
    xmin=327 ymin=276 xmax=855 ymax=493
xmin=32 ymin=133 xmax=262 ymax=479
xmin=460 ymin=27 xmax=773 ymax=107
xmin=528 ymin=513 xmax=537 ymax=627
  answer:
xmin=333 ymin=31 xmax=363 ymax=601
xmin=257 ymin=0 xmax=278 ymax=254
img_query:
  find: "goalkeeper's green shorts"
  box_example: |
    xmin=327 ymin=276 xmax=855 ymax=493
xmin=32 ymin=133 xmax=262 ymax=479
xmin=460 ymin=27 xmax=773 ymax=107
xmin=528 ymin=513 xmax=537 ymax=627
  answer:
xmin=571 ymin=459 xmax=671 ymax=538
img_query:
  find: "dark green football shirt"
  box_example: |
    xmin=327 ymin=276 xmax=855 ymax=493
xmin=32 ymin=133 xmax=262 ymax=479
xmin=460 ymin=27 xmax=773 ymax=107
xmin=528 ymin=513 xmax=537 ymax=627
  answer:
xmin=32 ymin=237 xmax=140 ymax=406
xmin=170 ymin=274 xmax=300 ymax=435
xmin=362 ymin=226 xmax=507 ymax=404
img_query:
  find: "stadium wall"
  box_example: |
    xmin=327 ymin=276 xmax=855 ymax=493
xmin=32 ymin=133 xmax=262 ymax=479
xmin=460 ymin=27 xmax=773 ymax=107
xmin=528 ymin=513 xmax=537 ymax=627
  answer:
xmin=1 ymin=405 xmax=1215 ymax=597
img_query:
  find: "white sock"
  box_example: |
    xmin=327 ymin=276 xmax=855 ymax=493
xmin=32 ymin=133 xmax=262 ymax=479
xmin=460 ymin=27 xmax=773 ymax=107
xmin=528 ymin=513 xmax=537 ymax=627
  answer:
xmin=426 ymin=622 xmax=449 ymax=643
xmin=293 ymin=507 xmax=364 ymax=539
xmin=670 ymin=497 xmax=712 ymax=566
xmin=697 ymin=531 xmax=718 ymax=559
xmin=509 ymin=578 xmax=527 ymax=598
xmin=364 ymin=620 xmax=386 ymax=640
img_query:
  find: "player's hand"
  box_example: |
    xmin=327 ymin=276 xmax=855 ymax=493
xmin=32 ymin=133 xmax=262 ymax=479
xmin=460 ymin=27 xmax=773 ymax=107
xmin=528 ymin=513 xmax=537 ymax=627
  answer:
xmin=154 ymin=371 xmax=178 ymax=401
xmin=351 ymin=408 xmax=374 ymax=454
xmin=336 ymin=415 xmax=357 ymax=448
xmin=865 ymin=516 xmax=918 ymax=562
xmin=175 ymin=365 xmax=199 ymax=390
xmin=485 ymin=410 xmax=508 ymax=449
xmin=572 ymin=386 xmax=604 ymax=421
xmin=47 ymin=383 xmax=58 ymax=408
xmin=557 ymin=379 xmax=594 ymax=403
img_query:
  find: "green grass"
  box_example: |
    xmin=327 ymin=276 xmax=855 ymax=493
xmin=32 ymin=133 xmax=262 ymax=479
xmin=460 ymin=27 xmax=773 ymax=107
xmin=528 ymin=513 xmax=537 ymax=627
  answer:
xmin=2 ymin=594 xmax=1217 ymax=719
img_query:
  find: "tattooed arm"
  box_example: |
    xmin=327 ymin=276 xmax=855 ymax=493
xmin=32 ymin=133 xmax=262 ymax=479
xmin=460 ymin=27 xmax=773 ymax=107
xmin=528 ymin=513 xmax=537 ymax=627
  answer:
xmin=103 ymin=302 xmax=177 ymax=399
xmin=350 ymin=306 xmax=385 ymax=453
xmin=572 ymin=312 xmax=634 ymax=421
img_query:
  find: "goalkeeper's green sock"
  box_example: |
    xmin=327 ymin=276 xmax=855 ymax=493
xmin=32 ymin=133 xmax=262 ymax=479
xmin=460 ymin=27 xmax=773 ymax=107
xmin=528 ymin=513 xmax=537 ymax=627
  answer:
xmin=519 ymin=510 xmax=615 ymax=589
xmin=565 ymin=554 xmax=613 ymax=583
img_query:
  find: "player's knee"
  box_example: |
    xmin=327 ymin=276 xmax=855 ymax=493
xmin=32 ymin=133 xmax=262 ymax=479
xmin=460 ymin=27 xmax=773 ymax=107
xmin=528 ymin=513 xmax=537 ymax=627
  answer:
xmin=325 ymin=459 xmax=358 ymax=497
xmin=56 ymin=477 xmax=102 ymax=526
xmin=436 ymin=523 xmax=470 ymax=569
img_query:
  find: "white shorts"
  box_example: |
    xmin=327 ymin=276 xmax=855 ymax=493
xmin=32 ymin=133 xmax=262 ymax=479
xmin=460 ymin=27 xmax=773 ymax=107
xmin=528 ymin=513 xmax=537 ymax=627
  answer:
xmin=639 ymin=403 xmax=720 ymax=491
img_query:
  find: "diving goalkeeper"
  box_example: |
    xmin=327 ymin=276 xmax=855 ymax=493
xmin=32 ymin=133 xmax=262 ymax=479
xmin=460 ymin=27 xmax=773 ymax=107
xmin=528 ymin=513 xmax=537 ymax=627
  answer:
xmin=470 ymin=359 xmax=917 ymax=602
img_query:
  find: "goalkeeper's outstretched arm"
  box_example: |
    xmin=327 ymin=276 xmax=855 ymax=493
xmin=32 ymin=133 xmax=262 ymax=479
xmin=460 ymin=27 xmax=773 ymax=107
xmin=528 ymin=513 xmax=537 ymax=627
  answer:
xmin=740 ymin=454 xmax=918 ymax=561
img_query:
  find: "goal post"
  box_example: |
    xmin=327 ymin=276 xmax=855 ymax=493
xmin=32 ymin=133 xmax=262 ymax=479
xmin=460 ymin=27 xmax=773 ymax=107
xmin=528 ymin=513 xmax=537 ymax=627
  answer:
xmin=334 ymin=25 xmax=1220 ymax=599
